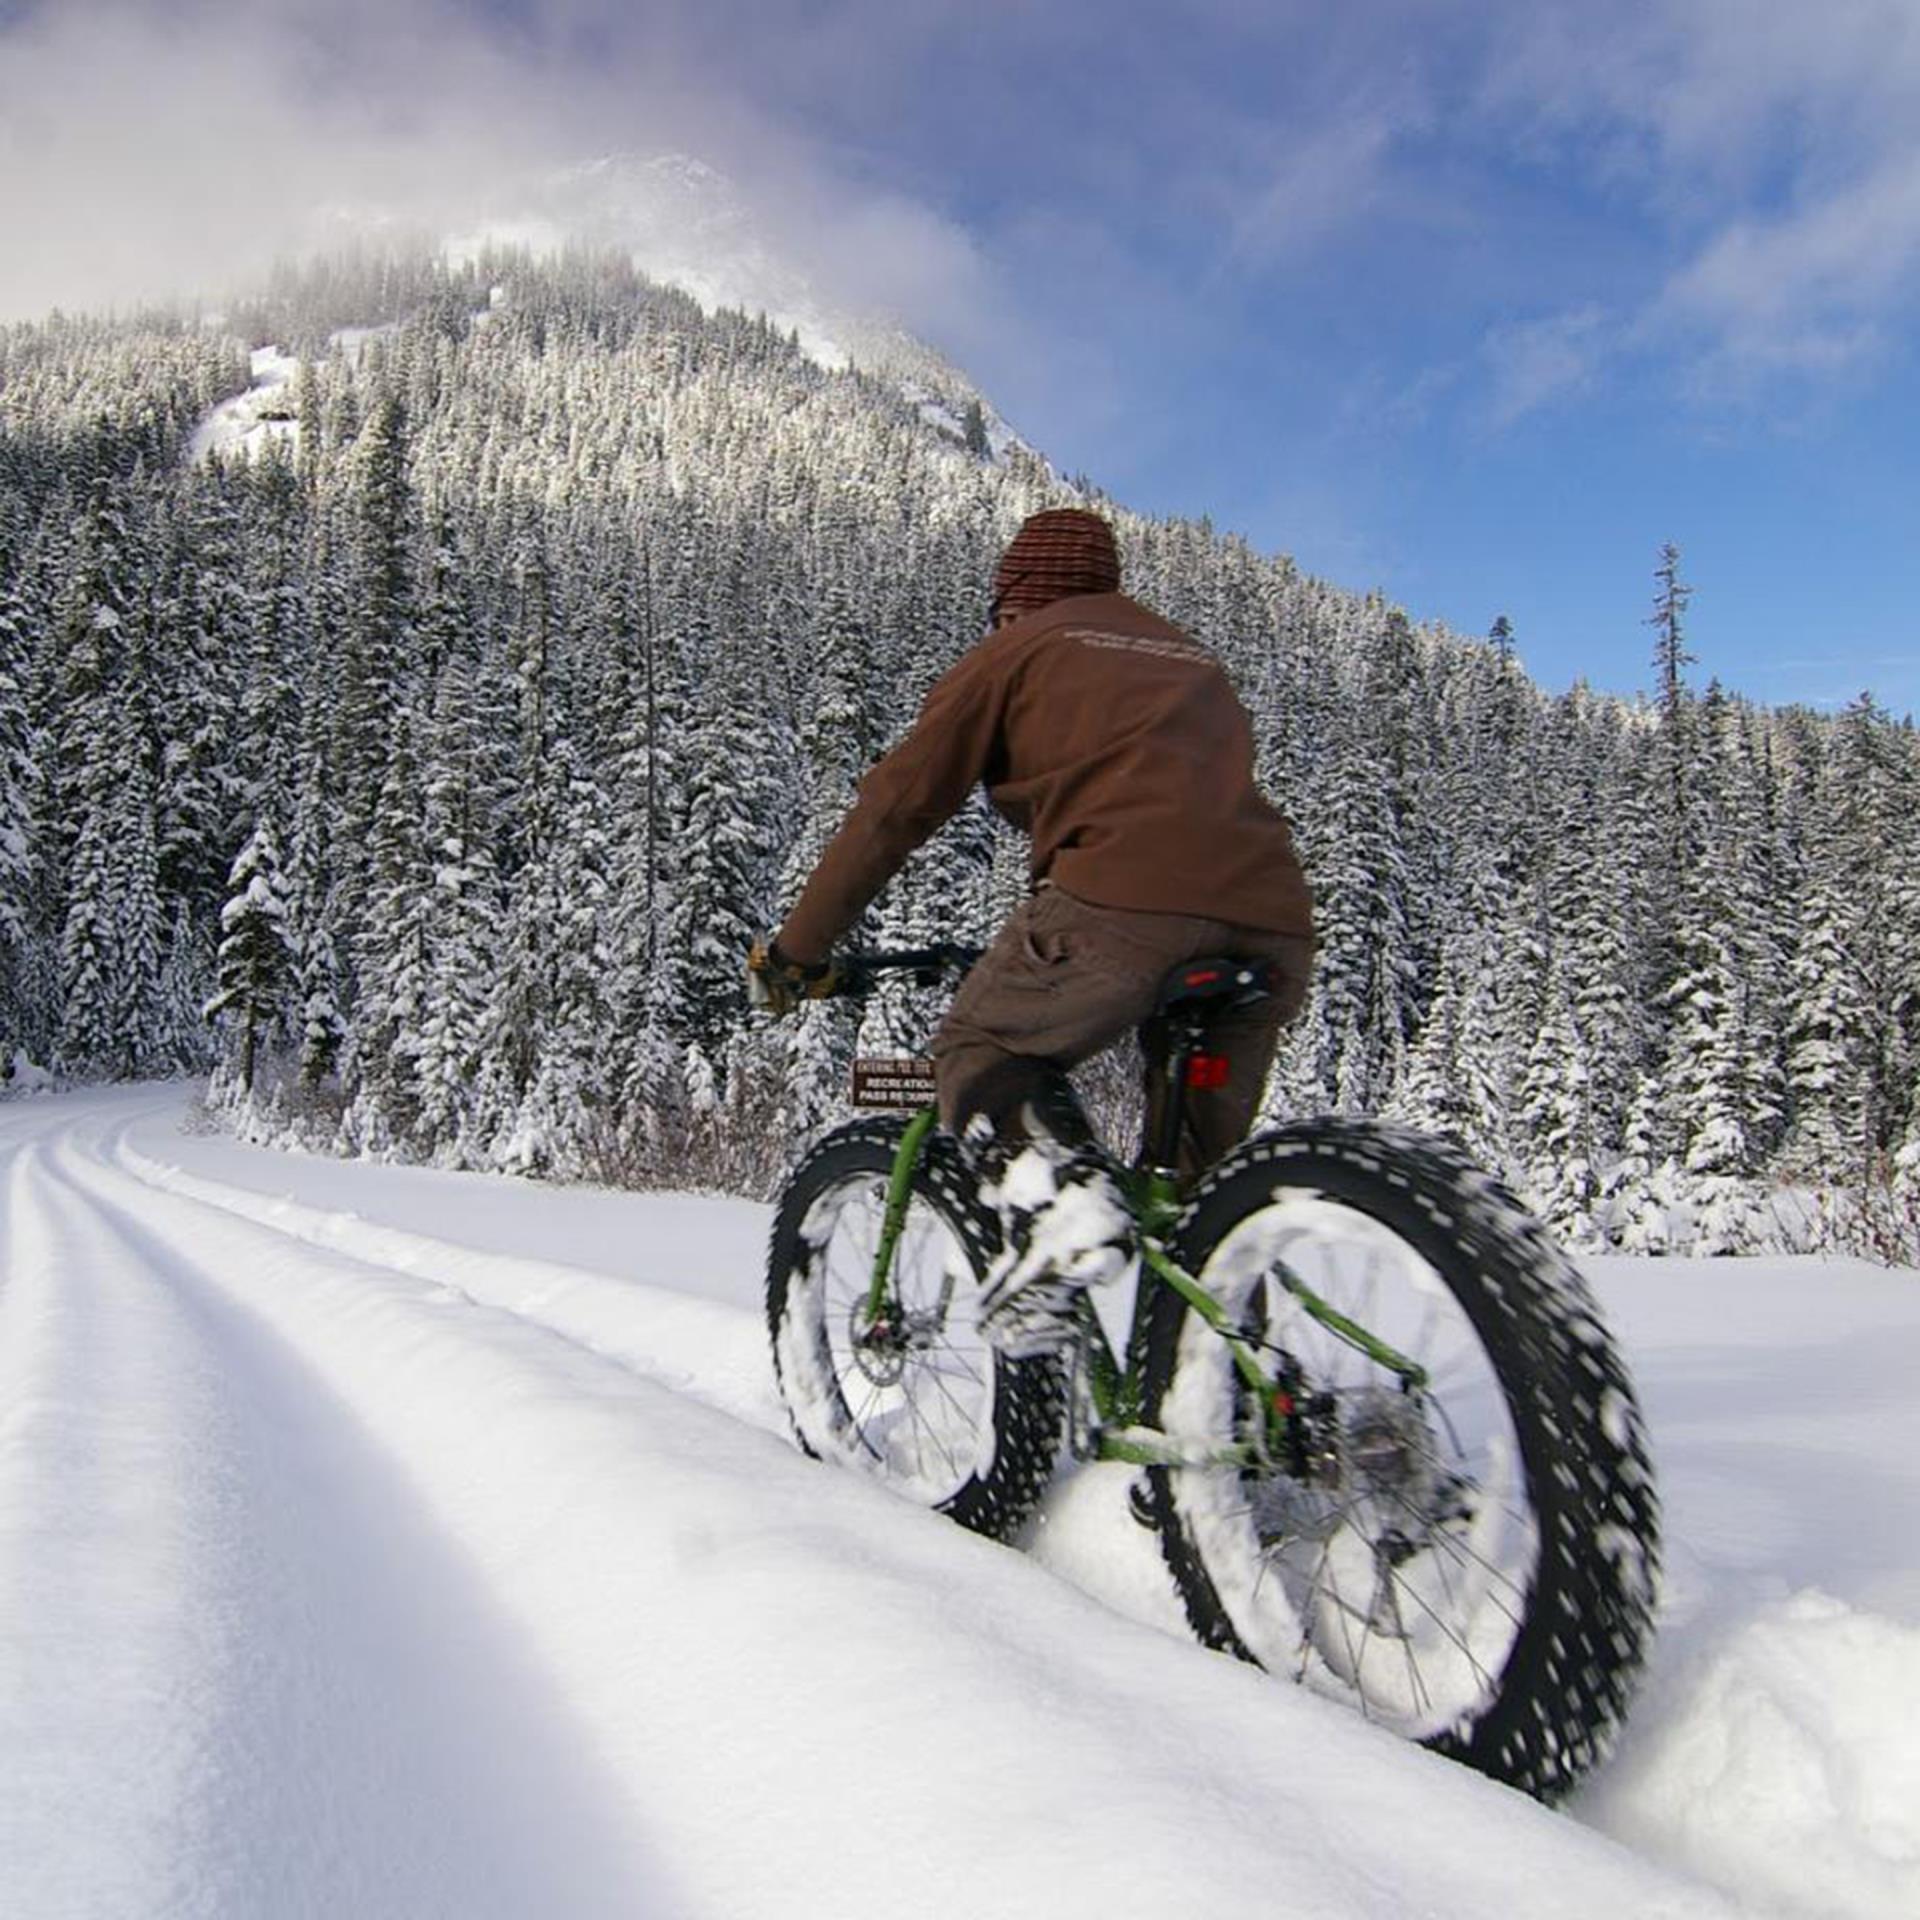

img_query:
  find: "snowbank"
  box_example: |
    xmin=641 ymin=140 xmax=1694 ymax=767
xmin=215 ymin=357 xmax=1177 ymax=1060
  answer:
xmin=4 ymin=1088 xmax=1917 ymax=1917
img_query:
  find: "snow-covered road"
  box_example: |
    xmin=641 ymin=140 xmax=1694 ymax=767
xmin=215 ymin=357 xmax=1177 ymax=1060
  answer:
xmin=2 ymin=1088 xmax=1915 ymax=1919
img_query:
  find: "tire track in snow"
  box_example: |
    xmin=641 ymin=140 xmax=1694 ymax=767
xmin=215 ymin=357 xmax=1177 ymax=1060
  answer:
xmin=2 ymin=1130 xmax=676 ymax=1920
xmin=6 ymin=1096 xmax=1738 ymax=1920
xmin=2 ymin=1137 xmax=238 ymax=1919
xmin=96 ymin=1105 xmax=782 ymax=1435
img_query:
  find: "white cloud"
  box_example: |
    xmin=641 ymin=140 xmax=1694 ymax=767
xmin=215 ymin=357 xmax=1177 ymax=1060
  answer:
xmin=1476 ymin=0 xmax=1920 ymax=383
xmin=1229 ymin=111 xmax=1404 ymax=264
xmin=0 ymin=0 xmax=1007 ymax=361
xmin=1481 ymin=308 xmax=1612 ymax=425
xmin=1658 ymin=149 xmax=1920 ymax=372
xmin=9 ymin=0 xmax=1920 ymax=442
xmin=0 ymin=2 xmax=563 ymax=319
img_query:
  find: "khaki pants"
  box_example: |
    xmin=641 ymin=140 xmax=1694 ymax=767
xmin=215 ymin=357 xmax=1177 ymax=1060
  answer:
xmin=931 ymin=884 xmax=1313 ymax=1179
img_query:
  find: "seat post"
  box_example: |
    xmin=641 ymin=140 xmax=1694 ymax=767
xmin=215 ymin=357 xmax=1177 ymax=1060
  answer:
xmin=1141 ymin=957 xmax=1275 ymax=1180
xmin=1144 ymin=1009 xmax=1207 ymax=1175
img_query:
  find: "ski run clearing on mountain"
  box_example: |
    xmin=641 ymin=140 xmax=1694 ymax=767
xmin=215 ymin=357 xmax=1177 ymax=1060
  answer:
xmin=2 ymin=1085 xmax=1915 ymax=1920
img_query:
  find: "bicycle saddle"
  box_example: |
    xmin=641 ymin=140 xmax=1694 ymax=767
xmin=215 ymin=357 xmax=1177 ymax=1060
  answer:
xmin=1154 ymin=956 xmax=1275 ymax=1013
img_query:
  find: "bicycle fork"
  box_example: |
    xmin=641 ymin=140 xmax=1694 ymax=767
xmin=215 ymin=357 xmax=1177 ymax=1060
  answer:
xmin=861 ymin=1107 xmax=942 ymax=1328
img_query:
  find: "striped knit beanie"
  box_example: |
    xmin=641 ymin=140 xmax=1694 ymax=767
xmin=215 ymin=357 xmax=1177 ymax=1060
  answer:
xmin=990 ymin=508 xmax=1121 ymax=618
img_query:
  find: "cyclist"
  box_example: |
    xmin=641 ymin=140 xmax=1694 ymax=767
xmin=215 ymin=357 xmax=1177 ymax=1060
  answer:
xmin=750 ymin=506 xmax=1315 ymax=1352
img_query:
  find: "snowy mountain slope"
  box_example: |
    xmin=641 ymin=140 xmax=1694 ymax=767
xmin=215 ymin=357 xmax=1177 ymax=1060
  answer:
xmin=16 ymin=245 xmax=1918 ymax=1257
xmin=4 ymin=1089 xmax=1917 ymax=1917
xmin=444 ymin=152 xmax=1016 ymax=448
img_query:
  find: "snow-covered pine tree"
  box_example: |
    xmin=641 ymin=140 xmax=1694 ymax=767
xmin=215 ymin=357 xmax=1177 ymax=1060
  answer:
xmin=497 ymin=740 xmax=616 ymax=1177
xmin=663 ymin=609 xmax=782 ymax=1062
xmin=330 ymin=387 xmax=417 ymax=903
xmin=340 ymin=707 xmax=430 ymax=1152
xmin=1642 ymin=542 xmax=1699 ymax=1005
xmin=0 ymin=583 xmax=34 ymax=1048
xmin=1392 ymin=846 xmax=1508 ymax=1165
xmin=1307 ymin=717 xmax=1413 ymax=1113
xmin=1781 ymin=855 xmax=1872 ymax=1183
xmin=108 ymin=730 xmax=170 ymax=1078
xmin=279 ymin=694 xmax=346 ymax=1092
xmin=410 ymin=644 xmax=503 ymax=1158
xmin=1519 ymin=963 xmax=1602 ymax=1240
xmin=53 ymin=784 xmax=119 ymax=1080
xmin=206 ymin=815 xmax=293 ymax=1092
xmin=1 ymin=248 xmax=1912 ymax=1242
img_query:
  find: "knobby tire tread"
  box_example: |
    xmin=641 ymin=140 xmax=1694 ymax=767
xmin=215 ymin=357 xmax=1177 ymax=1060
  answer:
xmin=766 ymin=1116 xmax=1066 ymax=1542
xmin=1138 ymin=1118 xmax=1660 ymax=1803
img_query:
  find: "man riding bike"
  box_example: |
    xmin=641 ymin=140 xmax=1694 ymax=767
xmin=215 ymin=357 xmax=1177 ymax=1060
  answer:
xmin=749 ymin=507 xmax=1315 ymax=1352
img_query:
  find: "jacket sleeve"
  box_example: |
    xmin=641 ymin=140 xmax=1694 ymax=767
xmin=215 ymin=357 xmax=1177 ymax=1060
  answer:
xmin=776 ymin=641 xmax=1011 ymax=965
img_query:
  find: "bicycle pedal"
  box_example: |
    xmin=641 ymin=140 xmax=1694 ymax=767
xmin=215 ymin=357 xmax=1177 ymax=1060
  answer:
xmin=1127 ymin=1479 xmax=1157 ymax=1530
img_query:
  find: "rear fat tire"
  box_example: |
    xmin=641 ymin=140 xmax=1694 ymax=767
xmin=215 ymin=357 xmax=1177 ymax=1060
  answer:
xmin=1139 ymin=1119 xmax=1659 ymax=1803
xmin=766 ymin=1116 xmax=1066 ymax=1541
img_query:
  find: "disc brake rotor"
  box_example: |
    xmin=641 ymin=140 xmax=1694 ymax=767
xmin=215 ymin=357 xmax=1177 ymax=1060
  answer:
xmin=846 ymin=1302 xmax=910 ymax=1387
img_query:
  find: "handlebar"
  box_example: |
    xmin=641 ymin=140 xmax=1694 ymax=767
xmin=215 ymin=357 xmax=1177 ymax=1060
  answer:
xmin=837 ymin=943 xmax=985 ymax=994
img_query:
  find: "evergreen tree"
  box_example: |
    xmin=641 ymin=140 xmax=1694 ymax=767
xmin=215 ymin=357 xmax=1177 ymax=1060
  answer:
xmin=341 ymin=707 xmax=430 ymax=1148
xmin=332 ymin=390 xmax=417 ymax=880
xmin=281 ymin=700 xmax=345 ymax=1089
xmin=54 ymin=796 xmax=119 ymax=1079
xmin=1307 ymin=726 xmax=1411 ymax=1112
xmin=501 ymin=744 xmax=615 ymax=1176
xmin=1781 ymin=866 xmax=1872 ymax=1182
xmin=1 ymin=250 xmax=1911 ymax=1248
xmin=109 ymin=740 xmax=169 ymax=1077
xmin=0 ymin=586 xmax=35 ymax=1042
xmin=1645 ymin=540 xmax=1697 ymax=977
xmin=206 ymin=816 xmax=293 ymax=1092
xmin=1650 ymin=543 xmax=1693 ymax=754
xmin=411 ymin=647 xmax=502 ymax=1157
xmin=665 ymin=628 xmax=781 ymax=1057
xmin=1391 ymin=850 xmax=1507 ymax=1163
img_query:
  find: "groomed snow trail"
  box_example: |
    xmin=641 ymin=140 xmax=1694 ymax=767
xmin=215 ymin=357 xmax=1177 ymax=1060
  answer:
xmin=0 ymin=1089 xmax=1866 ymax=1917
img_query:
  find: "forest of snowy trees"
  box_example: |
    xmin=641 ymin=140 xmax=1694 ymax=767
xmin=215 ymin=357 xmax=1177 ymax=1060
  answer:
xmin=2 ymin=245 xmax=1917 ymax=1255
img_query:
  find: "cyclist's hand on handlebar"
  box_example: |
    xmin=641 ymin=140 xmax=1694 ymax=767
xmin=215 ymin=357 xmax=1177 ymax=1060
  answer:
xmin=746 ymin=938 xmax=844 ymax=1016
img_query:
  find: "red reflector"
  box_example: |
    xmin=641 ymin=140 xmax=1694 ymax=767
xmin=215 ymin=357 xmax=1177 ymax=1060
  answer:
xmin=1186 ymin=1053 xmax=1230 ymax=1089
xmin=1185 ymin=969 xmax=1220 ymax=987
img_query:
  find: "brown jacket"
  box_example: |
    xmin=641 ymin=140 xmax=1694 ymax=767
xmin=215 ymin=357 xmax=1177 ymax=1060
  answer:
xmin=778 ymin=591 xmax=1314 ymax=964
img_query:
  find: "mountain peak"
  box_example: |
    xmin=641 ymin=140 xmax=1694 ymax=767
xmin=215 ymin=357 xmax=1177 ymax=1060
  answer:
xmin=444 ymin=150 xmax=1014 ymax=452
xmin=449 ymin=152 xmax=830 ymax=364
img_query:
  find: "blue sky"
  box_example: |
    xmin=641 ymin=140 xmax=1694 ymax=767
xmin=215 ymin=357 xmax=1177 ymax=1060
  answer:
xmin=4 ymin=1 xmax=1918 ymax=716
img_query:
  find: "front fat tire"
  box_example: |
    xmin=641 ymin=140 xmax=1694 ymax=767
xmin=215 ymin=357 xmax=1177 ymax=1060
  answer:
xmin=1139 ymin=1119 xmax=1659 ymax=1803
xmin=766 ymin=1116 xmax=1066 ymax=1542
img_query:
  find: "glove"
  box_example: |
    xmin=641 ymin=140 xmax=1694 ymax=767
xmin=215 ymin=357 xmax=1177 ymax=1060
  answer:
xmin=747 ymin=938 xmax=843 ymax=1016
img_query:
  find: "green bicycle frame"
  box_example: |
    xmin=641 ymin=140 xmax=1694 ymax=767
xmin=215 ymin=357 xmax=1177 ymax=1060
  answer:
xmin=862 ymin=1105 xmax=943 ymax=1325
xmin=866 ymin=1110 xmax=1428 ymax=1473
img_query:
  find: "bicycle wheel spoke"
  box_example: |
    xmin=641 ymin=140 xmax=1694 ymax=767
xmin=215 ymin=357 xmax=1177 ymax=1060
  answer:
xmin=920 ymin=1363 xmax=986 ymax=1449
xmin=1409 ymin=1502 xmax=1485 ymax=1673
xmin=844 ymin=1375 xmax=889 ymax=1460
xmin=916 ymin=1348 xmax=988 ymax=1390
xmin=1377 ymin=1562 xmax=1502 ymax=1696
xmin=899 ymin=1375 xmax=952 ymax=1480
xmin=771 ymin=1122 xmax=1068 ymax=1528
xmin=1379 ymin=1495 xmax=1529 ymax=1631
xmin=1318 ymin=1533 xmax=1372 ymax=1714
xmin=1397 ymin=1609 xmax=1434 ymax=1717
